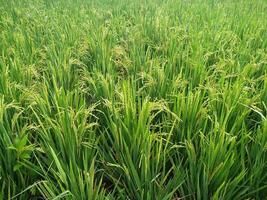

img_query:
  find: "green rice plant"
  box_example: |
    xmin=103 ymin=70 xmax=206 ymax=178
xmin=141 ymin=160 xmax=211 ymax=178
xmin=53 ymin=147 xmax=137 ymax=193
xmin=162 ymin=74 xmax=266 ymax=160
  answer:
xmin=25 ymin=81 xmax=110 ymax=199
xmin=0 ymin=97 xmax=36 ymax=199
xmin=0 ymin=0 xmax=267 ymax=199
xmin=98 ymin=81 xmax=184 ymax=199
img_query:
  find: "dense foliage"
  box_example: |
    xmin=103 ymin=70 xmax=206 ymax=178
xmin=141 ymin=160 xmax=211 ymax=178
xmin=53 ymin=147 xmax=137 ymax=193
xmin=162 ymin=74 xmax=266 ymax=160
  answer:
xmin=0 ymin=0 xmax=267 ymax=199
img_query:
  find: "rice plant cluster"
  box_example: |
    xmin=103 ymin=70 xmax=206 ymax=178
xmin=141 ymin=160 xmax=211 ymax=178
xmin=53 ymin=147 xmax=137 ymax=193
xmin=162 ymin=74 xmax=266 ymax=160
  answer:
xmin=0 ymin=0 xmax=267 ymax=199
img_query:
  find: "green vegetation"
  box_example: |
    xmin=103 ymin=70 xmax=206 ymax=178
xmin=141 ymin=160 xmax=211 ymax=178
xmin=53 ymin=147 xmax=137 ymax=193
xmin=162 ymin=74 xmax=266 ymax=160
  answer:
xmin=0 ymin=0 xmax=267 ymax=199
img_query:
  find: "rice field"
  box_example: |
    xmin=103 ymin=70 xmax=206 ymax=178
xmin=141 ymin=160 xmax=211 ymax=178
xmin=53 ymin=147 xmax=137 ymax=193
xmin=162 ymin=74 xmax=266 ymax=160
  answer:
xmin=0 ymin=0 xmax=267 ymax=199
